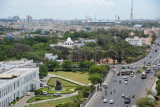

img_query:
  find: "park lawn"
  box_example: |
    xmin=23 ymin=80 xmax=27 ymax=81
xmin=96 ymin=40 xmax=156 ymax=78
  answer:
xmin=27 ymin=95 xmax=60 ymax=103
xmin=25 ymin=96 xmax=76 ymax=107
xmin=47 ymin=77 xmax=78 ymax=87
xmin=49 ymin=71 xmax=90 ymax=85
xmin=40 ymin=87 xmax=76 ymax=94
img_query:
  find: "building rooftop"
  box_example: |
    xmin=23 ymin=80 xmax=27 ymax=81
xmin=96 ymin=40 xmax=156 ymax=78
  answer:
xmin=0 ymin=67 xmax=38 ymax=87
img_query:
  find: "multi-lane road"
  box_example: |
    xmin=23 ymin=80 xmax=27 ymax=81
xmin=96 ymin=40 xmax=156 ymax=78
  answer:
xmin=89 ymin=31 xmax=160 ymax=107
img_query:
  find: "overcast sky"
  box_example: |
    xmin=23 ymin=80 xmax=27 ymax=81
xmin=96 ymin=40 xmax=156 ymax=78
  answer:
xmin=0 ymin=0 xmax=159 ymax=20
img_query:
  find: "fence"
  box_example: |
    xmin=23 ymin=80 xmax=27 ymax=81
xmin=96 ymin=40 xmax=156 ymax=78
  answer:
xmin=80 ymin=84 xmax=100 ymax=107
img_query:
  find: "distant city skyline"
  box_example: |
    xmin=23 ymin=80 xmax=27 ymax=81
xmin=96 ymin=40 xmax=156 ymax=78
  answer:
xmin=0 ymin=0 xmax=160 ymax=20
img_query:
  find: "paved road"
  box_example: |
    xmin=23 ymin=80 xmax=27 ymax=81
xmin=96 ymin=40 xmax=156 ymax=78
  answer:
xmin=89 ymin=31 xmax=160 ymax=107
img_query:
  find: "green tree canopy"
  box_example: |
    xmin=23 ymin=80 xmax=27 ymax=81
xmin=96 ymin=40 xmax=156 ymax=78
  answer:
xmin=39 ymin=64 xmax=48 ymax=79
xmin=136 ymin=97 xmax=155 ymax=107
xmin=88 ymin=73 xmax=103 ymax=84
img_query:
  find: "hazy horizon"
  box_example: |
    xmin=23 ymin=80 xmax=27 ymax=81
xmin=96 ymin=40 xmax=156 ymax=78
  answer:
xmin=0 ymin=0 xmax=160 ymax=20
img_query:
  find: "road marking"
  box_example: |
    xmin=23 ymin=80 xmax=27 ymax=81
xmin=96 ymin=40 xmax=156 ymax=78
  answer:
xmin=113 ymin=75 xmax=138 ymax=107
xmin=87 ymin=71 xmax=113 ymax=107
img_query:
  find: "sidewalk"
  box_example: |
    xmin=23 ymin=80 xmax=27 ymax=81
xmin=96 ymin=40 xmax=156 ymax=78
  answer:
xmin=14 ymin=92 xmax=35 ymax=107
xmin=25 ymin=91 xmax=78 ymax=106
xmin=42 ymin=74 xmax=87 ymax=86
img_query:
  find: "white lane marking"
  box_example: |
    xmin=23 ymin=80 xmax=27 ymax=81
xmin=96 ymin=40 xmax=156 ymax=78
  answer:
xmin=88 ymin=71 xmax=113 ymax=107
xmin=113 ymin=75 xmax=138 ymax=107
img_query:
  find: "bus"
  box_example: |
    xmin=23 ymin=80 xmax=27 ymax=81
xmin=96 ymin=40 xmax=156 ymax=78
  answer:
xmin=141 ymin=72 xmax=147 ymax=79
xmin=145 ymin=68 xmax=151 ymax=73
xmin=126 ymin=69 xmax=131 ymax=75
xmin=121 ymin=70 xmax=126 ymax=75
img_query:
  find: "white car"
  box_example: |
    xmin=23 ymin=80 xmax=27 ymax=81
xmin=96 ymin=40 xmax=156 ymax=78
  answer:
xmin=123 ymin=76 xmax=128 ymax=79
xmin=103 ymin=99 xmax=108 ymax=103
xmin=121 ymin=93 xmax=125 ymax=98
xmin=124 ymin=80 xmax=128 ymax=84
xmin=26 ymin=92 xmax=30 ymax=96
xmin=54 ymin=92 xmax=61 ymax=96
xmin=130 ymin=73 xmax=134 ymax=77
xmin=43 ymin=91 xmax=47 ymax=95
xmin=109 ymin=99 xmax=114 ymax=104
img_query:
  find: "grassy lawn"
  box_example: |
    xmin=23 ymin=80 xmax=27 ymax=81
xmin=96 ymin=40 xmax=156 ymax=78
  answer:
xmin=47 ymin=77 xmax=78 ymax=87
xmin=25 ymin=96 xmax=76 ymax=107
xmin=40 ymin=87 xmax=76 ymax=94
xmin=49 ymin=71 xmax=90 ymax=85
xmin=27 ymin=95 xmax=60 ymax=103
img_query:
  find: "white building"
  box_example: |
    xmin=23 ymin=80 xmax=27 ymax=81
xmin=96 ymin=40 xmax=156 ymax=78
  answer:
xmin=57 ymin=37 xmax=75 ymax=48
xmin=50 ymin=37 xmax=96 ymax=49
xmin=45 ymin=53 xmax=58 ymax=61
xmin=0 ymin=67 xmax=40 ymax=107
xmin=125 ymin=37 xmax=146 ymax=46
xmin=0 ymin=59 xmax=35 ymax=73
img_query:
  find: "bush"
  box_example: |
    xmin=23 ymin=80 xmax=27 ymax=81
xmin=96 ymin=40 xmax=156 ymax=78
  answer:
xmin=136 ymin=69 xmax=141 ymax=74
xmin=88 ymin=73 xmax=102 ymax=84
xmin=35 ymin=89 xmax=43 ymax=95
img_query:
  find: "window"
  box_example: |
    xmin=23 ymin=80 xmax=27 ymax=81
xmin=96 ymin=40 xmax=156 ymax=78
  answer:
xmin=14 ymin=83 xmax=15 ymax=89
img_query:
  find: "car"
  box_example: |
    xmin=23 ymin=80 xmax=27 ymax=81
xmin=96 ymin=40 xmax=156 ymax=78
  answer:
xmin=123 ymin=76 xmax=128 ymax=79
xmin=121 ymin=93 xmax=125 ymax=98
xmin=43 ymin=91 xmax=47 ymax=95
xmin=124 ymin=80 xmax=128 ymax=84
xmin=109 ymin=99 xmax=114 ymax=104
xmin=130 ymin=73 xmax=134 ymax=77
xmin=124 ymin=96 xmax=130 ymax=104
xmin=54 ymin=92 xmax=61 ymax=96
xmin=103 ymin=99 xmax=108 ymax=103
xmin=26 ymin=92 xmax=30 ymax=96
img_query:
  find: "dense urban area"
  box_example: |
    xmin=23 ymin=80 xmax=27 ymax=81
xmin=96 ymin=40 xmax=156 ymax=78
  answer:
xmin=0 ymin=15 xmax=160 ymax=107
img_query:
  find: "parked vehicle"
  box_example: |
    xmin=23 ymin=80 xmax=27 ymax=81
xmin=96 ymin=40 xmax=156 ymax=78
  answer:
xmin=43 ymin=91 xmax=47 ymax=95
xmin=54 ymin=92 xmax=61 ymax=96
xmin=26 ymin=92 xmax=30 ymax=96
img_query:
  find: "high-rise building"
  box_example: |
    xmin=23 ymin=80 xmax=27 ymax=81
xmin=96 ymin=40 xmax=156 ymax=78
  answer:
xmin=26 ymin=15 xmax=32 ymax=23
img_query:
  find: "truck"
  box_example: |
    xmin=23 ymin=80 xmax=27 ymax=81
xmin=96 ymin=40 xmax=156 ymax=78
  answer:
xmin=145 ymin=68 xmax=151 ymax=73
xmin=141 ymin=72 xmax=147 ymax=79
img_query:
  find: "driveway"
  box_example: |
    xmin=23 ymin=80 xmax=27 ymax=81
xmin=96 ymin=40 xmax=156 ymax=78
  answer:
xmin=14 ymin=92 xmax=35 ymax=107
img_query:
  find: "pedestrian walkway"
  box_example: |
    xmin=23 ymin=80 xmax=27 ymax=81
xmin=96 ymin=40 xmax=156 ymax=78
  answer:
xmin=14 ymin=92 xmax=35 ymax=107
xmin=25 ymin=91 xmax=78 ymax=106
xmin=43 ymin=74 xmax=87 ymax=86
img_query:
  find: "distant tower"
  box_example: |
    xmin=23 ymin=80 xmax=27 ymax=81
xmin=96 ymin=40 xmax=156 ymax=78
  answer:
xmin=130 ymin=0 xmax=134 ymax=21
xmin=118 ymin=15 xmax=120 ymax=22
xmin=26 ymin=15 xmax=32 ymax=23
